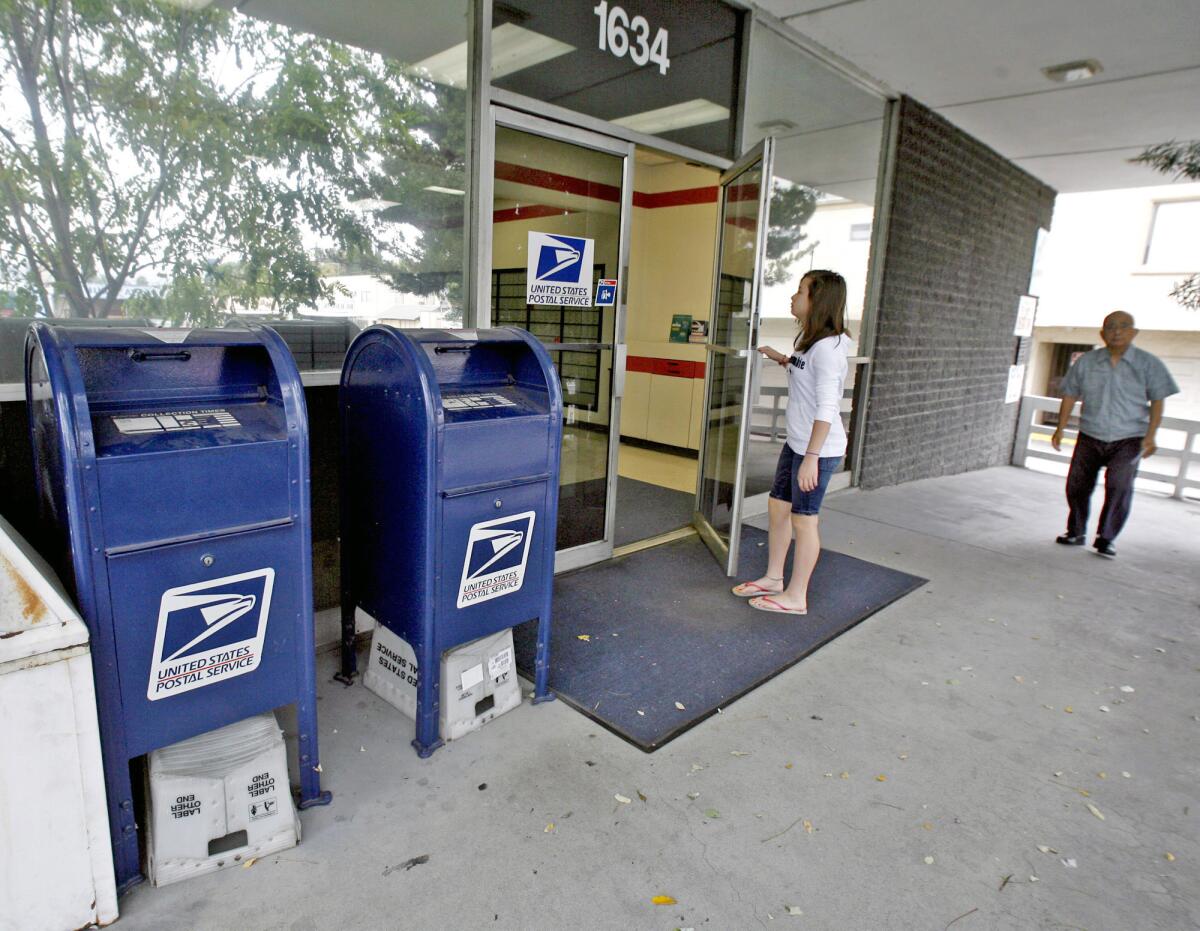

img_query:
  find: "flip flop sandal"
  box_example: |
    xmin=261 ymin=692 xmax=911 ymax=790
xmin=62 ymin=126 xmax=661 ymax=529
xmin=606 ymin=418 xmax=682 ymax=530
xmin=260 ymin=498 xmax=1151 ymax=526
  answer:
xmin=731 ymin=579 xmax=784 ymax=598
xmin=748 ymin=595 xmax=807 ymax=616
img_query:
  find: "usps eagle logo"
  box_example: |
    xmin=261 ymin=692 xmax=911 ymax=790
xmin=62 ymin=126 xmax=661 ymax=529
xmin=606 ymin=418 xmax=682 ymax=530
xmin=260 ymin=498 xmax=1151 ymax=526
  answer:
xmin=147 ymin=569 xmax=274 ymax=700
xmin=457 ymin=512 xmax=536 ymax=608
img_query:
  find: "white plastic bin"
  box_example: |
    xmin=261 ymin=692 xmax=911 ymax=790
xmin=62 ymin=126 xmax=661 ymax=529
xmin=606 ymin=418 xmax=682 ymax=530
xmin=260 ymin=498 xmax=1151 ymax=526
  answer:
xmin=0 ymin=515 xmax=118 ymax=931
xmin=362 ymin=612 xmax=521 ymax=742
xmin=147 ymin=712 xmax=300 ymax=887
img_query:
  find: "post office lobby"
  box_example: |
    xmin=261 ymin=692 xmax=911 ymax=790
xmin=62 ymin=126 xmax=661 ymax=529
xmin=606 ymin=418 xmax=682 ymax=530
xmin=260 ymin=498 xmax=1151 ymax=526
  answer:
xmin=208 ymin=0 xmax=913 ymax=602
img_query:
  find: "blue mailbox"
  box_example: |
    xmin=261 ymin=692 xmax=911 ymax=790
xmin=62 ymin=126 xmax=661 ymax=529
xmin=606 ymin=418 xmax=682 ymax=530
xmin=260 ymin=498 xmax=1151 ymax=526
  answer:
xmin=25 ymin=323 xmax=331 ymax=891
xmin=339 ymin=326 xmax=562 ymax=757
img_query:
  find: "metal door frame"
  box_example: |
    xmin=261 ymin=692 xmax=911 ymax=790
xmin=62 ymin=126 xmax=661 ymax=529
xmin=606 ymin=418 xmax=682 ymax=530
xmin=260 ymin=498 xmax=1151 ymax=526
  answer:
xmin=693 ymin=137 xmax=775 ymax=575
xmin=478 ymin=106 xmax=634 ymax=573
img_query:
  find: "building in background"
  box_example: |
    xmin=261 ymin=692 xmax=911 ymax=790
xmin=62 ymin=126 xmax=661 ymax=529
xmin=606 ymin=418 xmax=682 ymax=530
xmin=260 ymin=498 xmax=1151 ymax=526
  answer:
xmin=1028 ymin=182 xmax=1200 ymax=420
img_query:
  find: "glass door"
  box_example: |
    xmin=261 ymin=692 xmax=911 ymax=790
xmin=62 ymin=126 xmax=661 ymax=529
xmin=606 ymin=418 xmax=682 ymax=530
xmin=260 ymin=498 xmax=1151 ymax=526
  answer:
xmin=694 ymin=139 xmax=775 ymax=574
xmin=484 ymin=108 xmax=633 ymax=572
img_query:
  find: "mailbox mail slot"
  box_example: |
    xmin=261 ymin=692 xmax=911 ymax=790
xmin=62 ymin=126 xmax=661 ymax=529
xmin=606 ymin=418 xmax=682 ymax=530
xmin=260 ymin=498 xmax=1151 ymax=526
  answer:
xmin=339 ymin=326 xmax=562 ymax=757
xmin=25 ymin=324 xmax=331 ymax=891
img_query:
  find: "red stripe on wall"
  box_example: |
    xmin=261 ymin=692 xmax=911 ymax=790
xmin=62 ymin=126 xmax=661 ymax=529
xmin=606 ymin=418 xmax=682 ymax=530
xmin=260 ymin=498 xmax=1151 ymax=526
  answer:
xmin=492 ymin=204 xmax=572 ymax=224
xmin=632 ymin=187 xmax=719 ymax=209
xmin=495 ymin=160 xmax=622 ymax=203
xmin=626 ymin=356 xmax=707 ymax=378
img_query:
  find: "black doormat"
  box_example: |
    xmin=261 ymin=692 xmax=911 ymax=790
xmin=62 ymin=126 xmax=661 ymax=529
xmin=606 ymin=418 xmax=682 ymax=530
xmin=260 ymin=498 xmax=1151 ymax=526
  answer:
xmin=614 ymin=477 xmax=694 ymax=547
xmin=513 ymin=527 xmax=926 ymax=751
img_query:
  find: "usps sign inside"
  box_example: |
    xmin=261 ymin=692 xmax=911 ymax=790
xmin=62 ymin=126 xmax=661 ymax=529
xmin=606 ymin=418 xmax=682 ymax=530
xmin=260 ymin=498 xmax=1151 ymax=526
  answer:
xmin=526 ymin=232 xmax=595 ymax=306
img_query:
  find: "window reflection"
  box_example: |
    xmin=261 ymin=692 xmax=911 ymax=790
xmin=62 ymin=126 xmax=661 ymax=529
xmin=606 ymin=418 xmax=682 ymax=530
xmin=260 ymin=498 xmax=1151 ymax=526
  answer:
xmin=0 ymin=0 xmax=469 ymax=366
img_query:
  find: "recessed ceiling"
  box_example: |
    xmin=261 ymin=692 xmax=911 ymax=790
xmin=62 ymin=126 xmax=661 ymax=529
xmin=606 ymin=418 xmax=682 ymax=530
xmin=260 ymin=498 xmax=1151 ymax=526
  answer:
xmin=753 ymin=0 xmax=1200 ymax=192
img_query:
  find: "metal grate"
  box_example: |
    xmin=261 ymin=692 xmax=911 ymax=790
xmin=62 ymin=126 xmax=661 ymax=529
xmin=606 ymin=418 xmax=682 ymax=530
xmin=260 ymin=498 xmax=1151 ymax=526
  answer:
xmin=491 ymin=266 xmax=605 ymax=411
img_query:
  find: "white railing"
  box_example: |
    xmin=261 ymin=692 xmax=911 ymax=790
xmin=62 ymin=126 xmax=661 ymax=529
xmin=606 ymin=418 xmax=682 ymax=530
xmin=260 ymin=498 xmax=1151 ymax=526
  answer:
xmin=1013 ymin=394 xmax=1200 ymax=500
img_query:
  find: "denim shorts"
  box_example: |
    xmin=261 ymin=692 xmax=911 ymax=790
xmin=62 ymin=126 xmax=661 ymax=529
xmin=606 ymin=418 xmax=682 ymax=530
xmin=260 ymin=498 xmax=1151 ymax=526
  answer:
xmin=769 ymin=445 xmax=843 ymax=515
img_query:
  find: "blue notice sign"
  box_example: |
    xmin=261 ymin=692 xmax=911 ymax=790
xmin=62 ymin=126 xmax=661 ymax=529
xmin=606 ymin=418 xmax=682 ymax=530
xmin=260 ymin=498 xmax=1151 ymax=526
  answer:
xmin=595 ymin=278 xmax=617 ymax=306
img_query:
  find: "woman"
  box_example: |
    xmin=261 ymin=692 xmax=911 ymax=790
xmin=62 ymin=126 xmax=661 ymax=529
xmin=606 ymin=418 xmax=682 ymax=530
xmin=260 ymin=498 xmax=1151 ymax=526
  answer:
xmin=732 ymin=269 xmax=851 ymax=615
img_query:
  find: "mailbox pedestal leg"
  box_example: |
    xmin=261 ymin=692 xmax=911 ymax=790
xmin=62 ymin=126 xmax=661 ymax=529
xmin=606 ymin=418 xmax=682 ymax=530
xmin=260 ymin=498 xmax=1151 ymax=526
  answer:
xmin=296 ymin=667 xmax=333 ymax=808
xmin=106 ymin=754 xmax=143 ymax=892
xmin=412 ymin=640 xmax=444 ymax=758
xmin=336 ymin=593 xmax=358 ymax=684
xmin=532 ymin=611 xmax=556 ymax=704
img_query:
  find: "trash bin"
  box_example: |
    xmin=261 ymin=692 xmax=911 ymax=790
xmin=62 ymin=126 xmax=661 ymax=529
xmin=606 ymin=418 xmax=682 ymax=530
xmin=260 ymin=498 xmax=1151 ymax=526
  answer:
xmin=25 ymin=323 xmax=331 ymax=892
xmin=0 ymin=513 xmax=118 ymax=931
xmin=339 ymin=326 xmax=562 ymax=756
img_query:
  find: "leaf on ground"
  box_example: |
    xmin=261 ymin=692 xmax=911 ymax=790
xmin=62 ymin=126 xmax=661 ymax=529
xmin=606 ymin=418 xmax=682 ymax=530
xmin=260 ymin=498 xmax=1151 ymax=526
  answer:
xmin=1119 ymin=685 xmax=1135 ymax=693
xmin=675 ymin=701 xmax=686 ymax=710
xmin=1064 ymin=706 xmax=1074 ymax=713
xmin=1037 ymin=845 xmax=1057 ymax=854
xmin=690 ymin=763 xmax=705 ymax=773
xmin=785 ymin=906 xmax=804 ymax=916
xmin=731 ymin=751 xmax=750 ymax=757
xmin=785 ymin=763 xmax=794 ymax=769
xmin=1012 ymin=675 xmax=1024 ymax=684
xmin=1165 ymin=852 xmax=1175 ymax=862
xmin=704 ymin=808 xmax=720 ymax=819
xmin=923 ymin=856 xmax=934 ymax=865
xmin=576 ymin=634 xmax=591 ymax=641
xmin=544 ymin=823 xmax=555 ymax=833
xmin=637 ymin=790 xmax=647 ymax=802
xmin=1122 ymin=771 xmax=1132 ymax=778
xmin=1061 ymin=858 xmax=1077 ymax=868
xmin=637 ymin=710 xmax=645 ymax=716
xmin=1086 ymin=803 xmax=1105 ymax=821
xmin=242 ymin=857 xmax=257 ymax=869
xmin=876 ymin=774 xmax=888 ymax=782
xmin=839 ymin=771 xmax=850 ymax=780
xmin=1097 ymin=772 xmax=1107 ymax=779
xmin=922 ymin=822 xmax=934 ymax=831
xmin=687 ymin=792 xmax=700 ymax=800
xmin=803 ymin=819 xmax=814 ymax=834
xmin=999 ymin=874 xmax=1013 ymax=891
xmin=615 ymin=794 xmax=631 ymax=805
xmin=1099 ymin=706 xmax=1110 ymax=712
xmin=651 ymin=895 xmax=677 ymax=906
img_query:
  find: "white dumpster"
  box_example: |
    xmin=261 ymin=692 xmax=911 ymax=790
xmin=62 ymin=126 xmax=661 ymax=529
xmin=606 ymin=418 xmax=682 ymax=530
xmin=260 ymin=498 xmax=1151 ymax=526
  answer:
xmin=0 ymin=515 xmax=118 ymax=931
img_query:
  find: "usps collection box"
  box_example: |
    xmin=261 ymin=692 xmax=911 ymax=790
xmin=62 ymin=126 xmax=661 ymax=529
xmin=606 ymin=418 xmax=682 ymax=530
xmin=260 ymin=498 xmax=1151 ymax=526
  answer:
xmin=146 ymin=713 xmax=299 ymax=887
xmin=362 ymin=614 xmax=521 ymax=742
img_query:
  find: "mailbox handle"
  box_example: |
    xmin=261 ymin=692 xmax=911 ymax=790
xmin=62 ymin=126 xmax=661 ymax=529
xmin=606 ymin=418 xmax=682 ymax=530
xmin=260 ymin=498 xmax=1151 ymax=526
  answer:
xmin=433 ymin=344 xmax=473 ymax=354
xmin=130 ymin=349 xmax=191 ymax=362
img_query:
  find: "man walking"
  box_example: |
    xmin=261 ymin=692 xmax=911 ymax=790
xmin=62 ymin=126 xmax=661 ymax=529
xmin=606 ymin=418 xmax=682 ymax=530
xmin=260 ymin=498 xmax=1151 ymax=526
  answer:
xmin=1051 ymin=311 xmax=1179 ymax=557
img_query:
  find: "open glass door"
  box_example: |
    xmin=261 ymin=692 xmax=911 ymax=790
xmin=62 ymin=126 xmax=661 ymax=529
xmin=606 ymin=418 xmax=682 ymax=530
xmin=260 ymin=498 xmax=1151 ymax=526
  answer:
xmin=693 ymin=139 xmax=775 ymax=574
xmin=484 ymin=108 xmax=633 ymax=573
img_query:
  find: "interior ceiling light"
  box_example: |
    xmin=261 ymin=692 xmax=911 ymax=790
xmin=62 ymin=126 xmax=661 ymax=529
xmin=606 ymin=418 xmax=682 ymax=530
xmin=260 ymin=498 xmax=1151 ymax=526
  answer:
xmin=424 ymin=185 xmax=465 ymax=196
xmin=1042 ymin=59 xmax=1103 ymax=83
xmin=410 ymin=23 xmax=574 ymax=89
xmin=612 ymin=99 xmax=730 ymax=135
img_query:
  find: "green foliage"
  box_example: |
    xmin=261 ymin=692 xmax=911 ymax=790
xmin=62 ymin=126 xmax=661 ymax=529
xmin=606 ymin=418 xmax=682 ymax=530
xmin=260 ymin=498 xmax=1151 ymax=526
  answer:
xmin=0 ymin=0 xmax=466 ymax=322
xmin=1132 ymin=140 xmax=1200 ymax=310
xmin=1131 ymin=141 xmax=1200 ymax=182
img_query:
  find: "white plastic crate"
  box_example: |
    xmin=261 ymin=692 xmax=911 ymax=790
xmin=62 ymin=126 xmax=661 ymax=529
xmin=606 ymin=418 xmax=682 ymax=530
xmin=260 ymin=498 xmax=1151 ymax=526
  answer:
xmin=361 ymin=613 xmax=521 ymax=742
xmin=146 ymin=713 xmax=299 ymax=887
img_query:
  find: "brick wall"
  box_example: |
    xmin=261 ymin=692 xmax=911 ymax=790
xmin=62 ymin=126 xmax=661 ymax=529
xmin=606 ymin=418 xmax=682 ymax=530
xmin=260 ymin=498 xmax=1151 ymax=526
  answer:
xmin=858 ymin=96 xmax=1056 ymax=488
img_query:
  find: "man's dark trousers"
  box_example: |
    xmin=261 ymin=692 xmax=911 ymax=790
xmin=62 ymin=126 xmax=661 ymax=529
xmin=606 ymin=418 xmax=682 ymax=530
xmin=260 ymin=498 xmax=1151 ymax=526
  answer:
xmin=1066 ymin=433 xmax=1143 ymax=541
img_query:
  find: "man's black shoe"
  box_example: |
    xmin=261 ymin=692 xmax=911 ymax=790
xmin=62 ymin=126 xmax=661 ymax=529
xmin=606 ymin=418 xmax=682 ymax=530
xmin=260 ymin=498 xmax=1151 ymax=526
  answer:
xmin=1056 ymin=534 xmax=1086 ymax=545
xmin=1094 ymin=538 xmax=1117 ymax=557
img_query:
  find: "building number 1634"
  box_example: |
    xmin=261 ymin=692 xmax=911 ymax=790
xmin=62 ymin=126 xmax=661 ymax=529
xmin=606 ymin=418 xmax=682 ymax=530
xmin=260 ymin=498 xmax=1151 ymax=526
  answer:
xmin=593 ymin=2 xmax=670 ymax=76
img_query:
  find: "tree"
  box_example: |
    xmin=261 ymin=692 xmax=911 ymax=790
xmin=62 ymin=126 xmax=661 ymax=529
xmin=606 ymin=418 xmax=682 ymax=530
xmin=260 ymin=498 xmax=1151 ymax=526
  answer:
xmin=1131 ymin=140 xmax=1200 ymax=310
xmin=0 ymin=0 xmax=467 ymax=323
xmin=764 ymin=180 xmax=818 ymax=286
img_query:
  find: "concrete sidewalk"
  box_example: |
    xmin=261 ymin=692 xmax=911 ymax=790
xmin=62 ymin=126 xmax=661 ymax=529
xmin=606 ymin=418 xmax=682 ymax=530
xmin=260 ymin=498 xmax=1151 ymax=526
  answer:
xmin=116 ymin=466 xmax=1200 ymax=930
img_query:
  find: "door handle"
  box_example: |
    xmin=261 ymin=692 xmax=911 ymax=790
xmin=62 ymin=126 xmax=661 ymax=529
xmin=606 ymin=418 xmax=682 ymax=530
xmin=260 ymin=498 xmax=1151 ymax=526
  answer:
xmin=613 ymin=344 xmax=627 ymax=398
